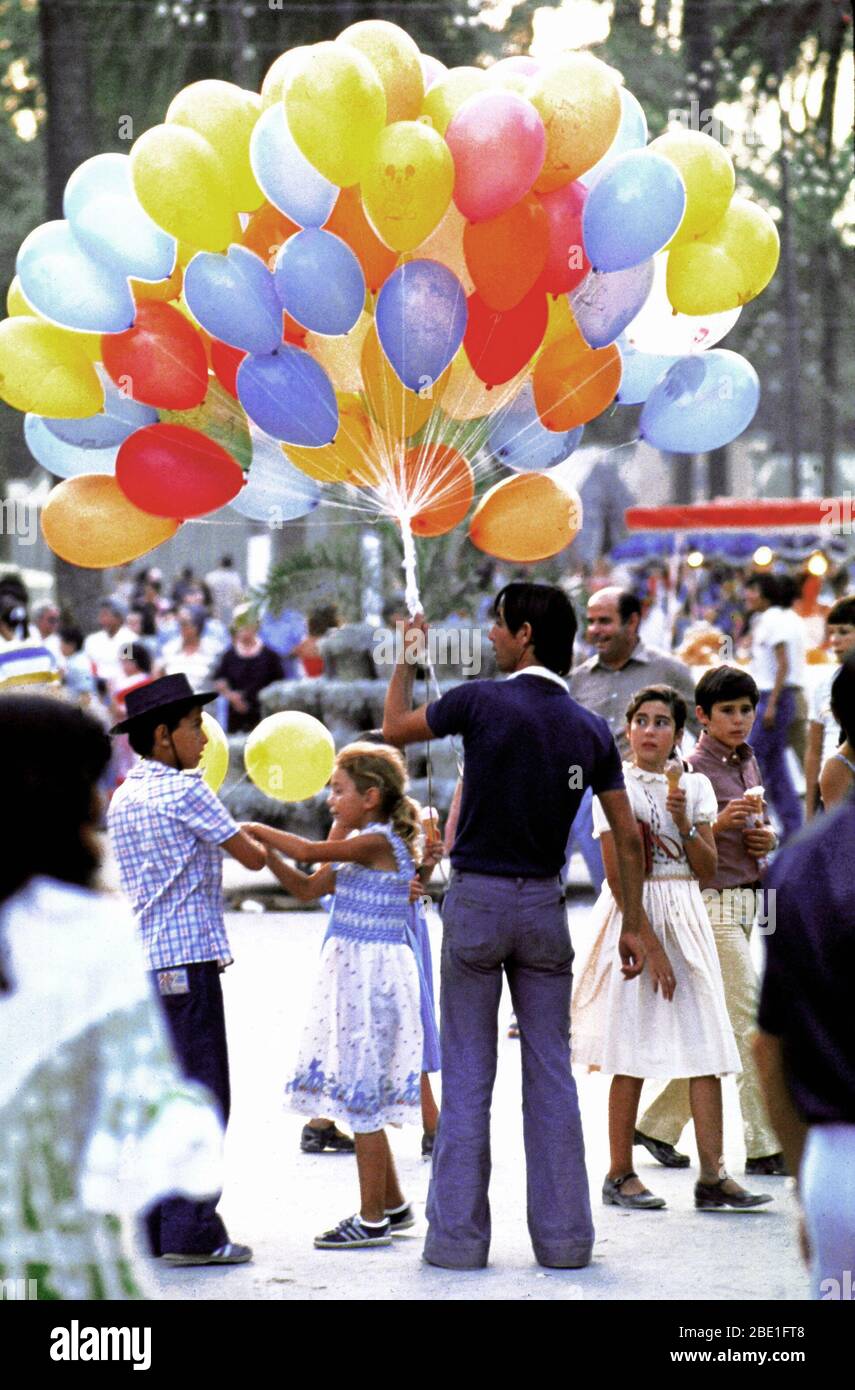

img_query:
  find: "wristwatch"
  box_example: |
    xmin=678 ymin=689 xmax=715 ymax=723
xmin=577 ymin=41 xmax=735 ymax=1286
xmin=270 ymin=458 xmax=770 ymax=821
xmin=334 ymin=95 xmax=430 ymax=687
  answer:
xmin=682 ymin=825 xmax=699 ymax=843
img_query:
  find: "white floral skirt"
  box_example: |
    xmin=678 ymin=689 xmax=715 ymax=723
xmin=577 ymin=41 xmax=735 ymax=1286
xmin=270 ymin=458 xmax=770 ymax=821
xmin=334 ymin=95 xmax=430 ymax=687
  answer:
xmin=286 ymin=936 xmax=424 ymax=1133
xmin=571 ymin=878 xmax=741 ymax=1079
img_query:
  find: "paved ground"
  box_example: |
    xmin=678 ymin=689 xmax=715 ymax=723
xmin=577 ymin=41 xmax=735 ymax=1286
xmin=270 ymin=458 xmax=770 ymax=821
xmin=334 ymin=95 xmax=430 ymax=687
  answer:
xmin=144 ymin=892 xmax=807 ymax=1303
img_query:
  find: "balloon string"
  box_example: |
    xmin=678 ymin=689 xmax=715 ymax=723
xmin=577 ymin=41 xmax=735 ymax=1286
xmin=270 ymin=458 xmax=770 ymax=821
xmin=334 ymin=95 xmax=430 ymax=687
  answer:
xmin=219 ymin=769 xmax=250 ymax=804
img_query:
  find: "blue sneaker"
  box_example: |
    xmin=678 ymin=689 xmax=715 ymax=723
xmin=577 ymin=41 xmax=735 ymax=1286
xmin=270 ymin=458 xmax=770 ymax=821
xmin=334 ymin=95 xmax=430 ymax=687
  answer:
xmin=314 ymin=1214 xmax=392 ymax=1249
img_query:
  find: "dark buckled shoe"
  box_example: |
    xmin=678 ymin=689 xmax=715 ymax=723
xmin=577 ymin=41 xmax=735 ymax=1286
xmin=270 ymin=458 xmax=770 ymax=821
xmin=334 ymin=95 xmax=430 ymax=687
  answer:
xmin=634 ymin=1129 xmax=691 ymax=1168
xmin=745 ymin=1152 xmax=788 ymax=1177
xmin=603 ymin=1171 xmax=666 ymax=1209
xmin=695 ymin=1178 xmax=773 ymax=1210
xmin=300 ymin=1122 xmax=355 ymax=1154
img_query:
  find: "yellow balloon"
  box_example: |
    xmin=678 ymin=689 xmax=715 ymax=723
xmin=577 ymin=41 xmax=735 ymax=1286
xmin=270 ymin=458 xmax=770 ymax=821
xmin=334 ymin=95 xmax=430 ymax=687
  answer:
xmin=469 ymin=472 xmax=583 ymax=562
xmin=667 ymin=197 xmax=780 ymax=314
xmin=527 ymin=54 xmax=621 ymax=191
xmin=543 ymin=293 xmax=584 ymax=349
xmin=441 ymin=349 xmax=528 ymax=422
xmin=130 ymin=124 xmax=240 ymax=252
xmin=41 ymin=475 xmax=179 ymax=569
xmin=648 ymin=129 xmax=735 ymax=246
xmin=406 ymin=204 xmax=474 ymax=294
xmin=167 ymin=80 xmax=264 ymax=212
xmin=199 ymin=711 xmax=229 ymax=793
xmin=421 ymin=67 xmax=490 ymax=137
xmin=305 ymin=310 xmax=372 ymax=393
xmin=244 ymin=711 xmax=335 ymax=802
xmin=338 ymin=19 xmax=424 ymax=123
xmin=361 ymin=324 xmax=447 ymax=438
xmin=285 ymin=393 xmax=372 ymax=482
xmin=286 ymin=43 xmax=386 ymax=187
xmin=260 ymin=46 xmax=311 ymax=108
xmin=362 ymin=121 xmax=454 ymax=253
xmin=0 ymin=316 xmax=104 ymax=417
xmin=6 ymin=277 xmax=103 ymax=361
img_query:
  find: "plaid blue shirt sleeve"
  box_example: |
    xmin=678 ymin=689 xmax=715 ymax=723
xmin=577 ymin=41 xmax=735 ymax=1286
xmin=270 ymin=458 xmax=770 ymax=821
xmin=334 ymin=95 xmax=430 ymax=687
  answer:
xmin=177 ymin=777 xmax=240 ymax=845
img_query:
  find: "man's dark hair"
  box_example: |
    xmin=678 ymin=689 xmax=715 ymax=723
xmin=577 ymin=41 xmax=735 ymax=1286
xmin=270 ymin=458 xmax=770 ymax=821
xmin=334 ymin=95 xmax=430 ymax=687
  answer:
xmin=127 ymin=702 xmax=197 ymax=757
xmin=625 ymin=683 xmax=688 ymax=735
xmin=830 ymin=652 xmax=855 ymax=748
xmin=122 ymin=641 xmax=152 ymax=674
xmin=493 ymin=582 xmax=577 ymax=676
xmin=828 ymin=595 xmax=855 ymax=628
xmin=616 ymin=590 xmax=642 ymax=625
xmin=695 ymin=665 xmax=760 ymax=715
xmin=746 ymin=572 xmax=780 ymax=605
xmin=0 ymin=697 xmax=111 ymax=963
xmin=59 ymin=624 xmax=84 ymax=652
xmin=220 ymin=555 xmax=233 ymax=568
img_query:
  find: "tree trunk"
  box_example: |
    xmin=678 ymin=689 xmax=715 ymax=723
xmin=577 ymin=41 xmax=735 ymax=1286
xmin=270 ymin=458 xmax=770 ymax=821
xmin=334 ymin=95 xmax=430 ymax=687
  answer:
xmin=707 ymin=447 xmax=728 ymax=499
xmin=38 ymin=0 xmax=104 ymax=627
xmin=815 ymin=17 xmax=845 ymax=500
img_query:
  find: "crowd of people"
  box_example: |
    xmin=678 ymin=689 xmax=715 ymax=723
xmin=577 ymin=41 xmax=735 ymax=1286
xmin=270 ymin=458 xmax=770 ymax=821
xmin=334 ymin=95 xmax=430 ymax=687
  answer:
xmin=0 ymin=556 xmax=853 ymax=1301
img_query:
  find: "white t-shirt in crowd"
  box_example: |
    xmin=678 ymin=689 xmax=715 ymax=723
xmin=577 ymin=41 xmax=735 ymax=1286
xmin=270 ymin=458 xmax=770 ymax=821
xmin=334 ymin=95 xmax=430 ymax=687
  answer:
xmin=809 ymin=666 xmax=842 ymax=766
xmin=84 ymin=625 xmax=136 ymax=686
xmin=750 ymin=606 xmax=807 ymax=693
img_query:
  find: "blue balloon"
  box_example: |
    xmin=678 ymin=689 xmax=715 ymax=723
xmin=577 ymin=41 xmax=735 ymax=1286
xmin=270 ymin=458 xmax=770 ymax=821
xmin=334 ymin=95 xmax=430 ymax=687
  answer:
xmin=570 ymin=259 xmax=654 ymax=349
xmin=580 ymin=89 xmax=648 ymax=188
xmin=249 ymin=104 xmax=337 ymax=229
xmin=582 ymin=152 xmax=686 ymax=273
xmin=237 ymin=346 xmax=338 ymax=447
xmin=640 ymin=350 xmax=760 ymax=452
xmin=376 ymin=260 xmax=467 ymax=392
xmin=274 ymin=230 xmax=365 ymax=337
xmin=63 ymin=153 xmax=175 ymax=283
xmin=488 ymin=384 xmax=584 ymax=472
xmin=615 ymin=342 xmax=679 ymax=405
xmin=230 ymin=430 xmax=321 ymax=521
xmin=43 ymin=378 xmax=157 ymax=448
xmin=16 ymin=220 xmax=136 ymax=333
xmin=25 ymin=413 xmax=120 ymax=478
xmin=185 ymin=245 xmax=283 ymax=354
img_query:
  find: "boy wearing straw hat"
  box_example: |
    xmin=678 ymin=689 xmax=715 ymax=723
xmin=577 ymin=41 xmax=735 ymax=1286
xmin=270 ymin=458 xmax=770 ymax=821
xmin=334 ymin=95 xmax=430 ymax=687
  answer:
xmin=108 ymin=673 xmax=266 ymax=1266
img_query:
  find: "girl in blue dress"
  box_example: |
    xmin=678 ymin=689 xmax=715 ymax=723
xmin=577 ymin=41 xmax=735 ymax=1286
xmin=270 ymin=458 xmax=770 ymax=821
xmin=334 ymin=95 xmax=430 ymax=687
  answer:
xmin=247 ymin=743 xmax=428 ymax=1250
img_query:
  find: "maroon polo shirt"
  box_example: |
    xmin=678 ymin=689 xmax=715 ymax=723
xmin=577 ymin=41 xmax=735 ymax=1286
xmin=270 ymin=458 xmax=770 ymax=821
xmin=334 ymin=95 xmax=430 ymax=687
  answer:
xmin=689 ymin=731 xmax=769 ymax=890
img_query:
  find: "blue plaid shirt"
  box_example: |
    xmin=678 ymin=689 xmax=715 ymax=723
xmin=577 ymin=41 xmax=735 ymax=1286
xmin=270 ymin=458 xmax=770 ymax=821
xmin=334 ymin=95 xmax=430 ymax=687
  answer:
xmin=108 ymin=760 xmax=239 ymax=971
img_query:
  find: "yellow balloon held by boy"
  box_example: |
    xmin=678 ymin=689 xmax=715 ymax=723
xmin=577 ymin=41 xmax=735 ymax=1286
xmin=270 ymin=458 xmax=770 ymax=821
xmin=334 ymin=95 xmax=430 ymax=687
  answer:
xmin=244 ymin=712 xmax=336 ymax=802
xmin=198 ymin=711 xmax=230 ymax=794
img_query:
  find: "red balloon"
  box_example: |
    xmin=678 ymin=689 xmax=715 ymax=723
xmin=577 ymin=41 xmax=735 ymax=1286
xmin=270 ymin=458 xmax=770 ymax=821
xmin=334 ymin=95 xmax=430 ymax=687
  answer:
xmin=102 ymin=302 xmax=209 ymax=410
xmin=116 ymin=423 xmax=244 ymax=519
xmin=463 ymin=196 xmax=548 ymax=311
xmin=538 ymin=182 xmax=590 ymax=294
xmin=211 ymin=338 xmax=247 ymax=399
xmin=463 ymin=285 xmax=548 ymax=387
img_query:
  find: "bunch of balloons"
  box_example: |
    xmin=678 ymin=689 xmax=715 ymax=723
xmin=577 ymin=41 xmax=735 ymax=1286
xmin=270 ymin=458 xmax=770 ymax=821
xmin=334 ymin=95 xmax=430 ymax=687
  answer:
xmin=0 ymin=21 xmax=780 ymax=571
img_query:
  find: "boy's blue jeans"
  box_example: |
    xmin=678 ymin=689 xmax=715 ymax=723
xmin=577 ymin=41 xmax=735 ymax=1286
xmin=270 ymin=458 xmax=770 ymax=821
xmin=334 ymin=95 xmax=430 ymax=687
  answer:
xmin=424 ymin=871 xmax=594 ymax=1270
xmin=751 ymin=688 xmax=803 ymax=843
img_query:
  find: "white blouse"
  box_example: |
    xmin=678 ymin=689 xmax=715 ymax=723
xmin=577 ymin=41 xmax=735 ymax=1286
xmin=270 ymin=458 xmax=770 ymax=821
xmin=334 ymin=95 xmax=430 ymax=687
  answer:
xmin=593 ymin=762 xmax=717 ymax=879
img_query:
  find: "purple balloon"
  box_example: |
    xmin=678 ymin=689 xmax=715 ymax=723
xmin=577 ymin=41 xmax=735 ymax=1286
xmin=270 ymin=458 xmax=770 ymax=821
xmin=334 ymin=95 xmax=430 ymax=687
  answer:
xmin=237 ymin=346 xmax=338 ymax=447
xmin=570 ymin=260 xmax=654 ymax=349
xmin=375 ymin=260 xmax=467 ymax=392
xmin=582 ymin=151 xmax=686 ymax=272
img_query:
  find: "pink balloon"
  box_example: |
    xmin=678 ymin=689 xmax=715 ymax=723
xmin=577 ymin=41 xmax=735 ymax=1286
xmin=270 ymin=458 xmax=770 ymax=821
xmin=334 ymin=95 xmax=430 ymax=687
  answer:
xmin=446 ymin=91 xmax=546 ymax=223
xmin=420 ymin=53 xmax=447 ymax=92
xmin=539 ymin=182 xmax=591 ymax=295
xmin=490 ymin=56 xmax=541 ymax=77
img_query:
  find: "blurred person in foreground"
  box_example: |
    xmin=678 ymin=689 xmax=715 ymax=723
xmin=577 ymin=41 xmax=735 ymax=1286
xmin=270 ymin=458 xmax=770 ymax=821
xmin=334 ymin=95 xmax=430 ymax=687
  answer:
xmin=0 ymin=696 xmax=224 ymax=1300
xmin=754 ymin=651 xmax=855 ymax=1299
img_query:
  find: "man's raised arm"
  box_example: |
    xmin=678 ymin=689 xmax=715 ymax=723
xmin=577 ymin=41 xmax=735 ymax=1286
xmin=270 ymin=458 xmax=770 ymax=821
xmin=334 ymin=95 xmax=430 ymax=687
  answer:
xmin=383 ymin=614 xmax=435 ymax=746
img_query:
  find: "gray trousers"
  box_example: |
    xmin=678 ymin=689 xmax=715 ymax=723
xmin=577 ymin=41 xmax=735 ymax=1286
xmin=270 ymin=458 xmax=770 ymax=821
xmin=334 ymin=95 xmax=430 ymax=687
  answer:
xmin=424 ymin=871 xmax=594 ymax=1270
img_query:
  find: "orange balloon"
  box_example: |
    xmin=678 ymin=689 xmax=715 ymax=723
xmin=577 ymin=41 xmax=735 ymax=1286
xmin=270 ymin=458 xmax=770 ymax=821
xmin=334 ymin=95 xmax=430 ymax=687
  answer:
xmin=533 ymin=333 xmax=621 ymax=430
xmin=406 ymin=203 xmax=474 ymax=294
xmin=396 ymin=443 xmax=474 ymax=536
xmin=325 ymin=186 xmax=399 ymax=293
xmin=469 ymin=472 xmax=582 ymax=562
xmin=131 ymin=261 xmax=183 ymax=304
xmin=464 ymin=195 xmax=549 ymax=311
xmin=361 ymin=324 xmax=447 ymax=438
xmin=241 ymin=202 xmax=300 ymax=270
xmin=41 ymin=474 xmax=180 ymax=569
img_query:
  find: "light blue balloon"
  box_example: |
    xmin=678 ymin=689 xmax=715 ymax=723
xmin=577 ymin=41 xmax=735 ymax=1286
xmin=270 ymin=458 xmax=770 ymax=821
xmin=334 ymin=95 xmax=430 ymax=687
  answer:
xmin=63 ymin=153 xmax=175 ymax=283
xmin=230 ymin=430 xmax=322 ymax=522
xmin=582 ymin=152 xmax=686 ymax=273
xmin=615 ymin=343 xmax=679 ymax=405
xmin=16 ymin=220 xmax=136 ymax=333
xmin=249 ymin=104 xmax=338 ymax=229
xmin=274 ymin=230 xmax=365 ymax=337
xmin=640 ymin=350 xmax=760 ymax=452
xmin=237 ymin=346 xmax=338 ymax=446
xmin=570 ymin=259 xmax=654 ymax=348
xmin=43 ymin=379 xmax=157 ymax=448
xmin=376 ymin=260 xmax=467 ymax=392
xmin=580 ymin=89 xmax=648 ymax=188
xmin=488 ymin=384 xmax=584 ymax=472
xmin=185 ymin=245 xmax=283 ymax=354
xmin=25 ymin=413 xmax=119 ymax=478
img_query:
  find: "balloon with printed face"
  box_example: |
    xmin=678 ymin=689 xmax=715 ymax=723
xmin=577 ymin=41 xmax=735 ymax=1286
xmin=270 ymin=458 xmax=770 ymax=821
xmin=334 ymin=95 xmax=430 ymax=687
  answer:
xmin=285 ymin=44 xmax=386 ymax=188
xmin=41 ymin=474 xmax=180 ymax=568
xmin=244 ymin=711 xmax=335 ymax=802
xmin=101 ymin=301 xmax=209 ymax=410
xmin=362 ymin=121 xmax=454 ymax=253
xmin=446 ymin=91 xmax=546 ymax=223
xmin=469 ymin=471 xmax=583 ymax=561
xmin=375 ymin=260 xmax=467 ymax=392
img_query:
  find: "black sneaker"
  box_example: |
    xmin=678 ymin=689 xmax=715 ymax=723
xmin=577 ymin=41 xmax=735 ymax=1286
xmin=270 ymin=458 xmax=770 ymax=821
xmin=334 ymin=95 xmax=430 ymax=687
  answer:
xmin=300 ymin=1123 xmax=356 ymax=1154
xmin=421 ymin=1130 xmax=435 ymax=1158
xmin=385 ymin=1202 xmax=416 ymax=1234
xmin=745 ymin=1152 xmax=789 ymax=1177
xmin=314 ymin=1214 xmax=391 ymax=1249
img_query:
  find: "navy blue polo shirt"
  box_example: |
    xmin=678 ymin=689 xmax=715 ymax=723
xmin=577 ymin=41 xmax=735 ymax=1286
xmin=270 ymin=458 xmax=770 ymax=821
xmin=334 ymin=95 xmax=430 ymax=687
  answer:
xmin=426 ymin=670 xmax=624 ymax=878
xmin=758 ymin=796 xmax=855 ymax=1125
